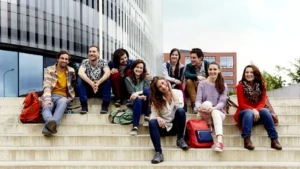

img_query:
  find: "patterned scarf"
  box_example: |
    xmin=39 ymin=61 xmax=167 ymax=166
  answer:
xmin=242 ymin=81 xmax=262 ymax=103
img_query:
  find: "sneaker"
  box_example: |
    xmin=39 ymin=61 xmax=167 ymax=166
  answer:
xmin=114 ymin=99 xmax=122 ymax=107
xmin=151 ymin=152 xmax=164 ymax=164
xmin=130 ymin=127 xmax=138 ymax=135
xmin=47 ymin=119 xmax=57 ymax=134
xmin=214 ymin=142 xmax=224 ymax=152
xmin=126 ymin=99 xmax=132 ymax=107
xmin=42 ymin=126 xmax=52 ymax=137
xmin=176 ymin=138 xmax=189 ymax=150
xmin=143 ymin=116 xmax=150 ymax=126
xmin=80 ymin=106 xmax=88 ymax=114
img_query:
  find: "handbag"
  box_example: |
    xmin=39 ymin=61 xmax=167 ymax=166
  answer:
xmin=225 ymin=96 xmax=238 ymax=114
xmin=265 ymin=97 xmax=279 ymax=126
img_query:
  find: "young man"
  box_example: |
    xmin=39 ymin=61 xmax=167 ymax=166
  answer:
xmin=77 ymin=45 xmax=111 ymax=114
xmin=41 ymin=50 xmax=76 ymax=136
xmin=108 ymin=48 xmax=134 ymax=106
xmin=185 ymin=48 xmax=209 ymax=111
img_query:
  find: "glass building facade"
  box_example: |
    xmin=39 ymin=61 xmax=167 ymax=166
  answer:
xmin=0 ymin=0 xmax=163 ymax=97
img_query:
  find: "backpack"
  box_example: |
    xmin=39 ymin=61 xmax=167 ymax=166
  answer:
xmin=108 ymin=108 xmax=133 ymax=124
xmin=20 ymin=92 xmax=42 ymax=123
xmin=185 ymin=119 xmax=214 ymax=148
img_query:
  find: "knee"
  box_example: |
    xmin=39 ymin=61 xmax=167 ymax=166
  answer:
xmin=175 ymin=108 xmax=186 ymax=117
xmin=143 ymin=88 xmax=150 ymax=96
xmin=57 ymin=97 xmax=69 ymax=105
xmin=243 ymin=109 xmax=254 ymax=119
xmin=186 ymin=79 xmax=193 ymax=86
xmin=149 ymin=119 xmax=159 ymax=128
xmin=110 ymin=72 xmax=121 ymax=80
xmin=212 ymin=110 xmax=220 ymax=117
xmin=259 ymin=108 xmax=272 ymax=117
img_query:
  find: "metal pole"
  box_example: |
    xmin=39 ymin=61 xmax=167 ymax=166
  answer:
xmin=3 ymin=69 xmax=14 ymax=97
xmin=99 ymin=0 xmax=102 ymax=59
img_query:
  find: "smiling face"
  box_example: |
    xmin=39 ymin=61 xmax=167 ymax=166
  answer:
xmin=133 ymin=63 xmax=144 ymax=77
xmin=208 ymin=64 xmax=220 ymax=79
xmin=155 ymin=79 xmax=170 ymax=94
xmin=244 ymin=67 xmax=255 ymax=82
xmin=119 ymin=54 xmax=128 ymax=66
xmin=57 ymin=54 xmax=69 ymax=69
xmin=170 ymin=50 xmax=180 ymax=63
xmin=190 ymin=53 xmax=201 ymax=66
xmin=88 ymin=47 xmax=99 ymax=62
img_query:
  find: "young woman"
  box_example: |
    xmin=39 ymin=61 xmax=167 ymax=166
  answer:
xmin=195 ymin=62 xmax=227 ymax=152
xmin=125 ymin=59 xmax=150 ymax=135
xmin=234 ymin=65 xmax=282 ymax=150
xmin=148 ymin=76 xmax=189 ymax=164
xmin=162 ymin=48 xmax=186 ymax=110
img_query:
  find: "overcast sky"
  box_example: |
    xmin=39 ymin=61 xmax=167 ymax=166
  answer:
xmin=163 ymin=0 xmax=300 ymax=83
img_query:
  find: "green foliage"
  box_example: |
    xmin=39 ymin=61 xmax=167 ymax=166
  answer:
xmin=277 ymin=58 xmax=300 ymax=84
xmin=228 ymin=90 xmax=236 ymax=96
xmin=262 ymin=70 xmax=286 ymax=91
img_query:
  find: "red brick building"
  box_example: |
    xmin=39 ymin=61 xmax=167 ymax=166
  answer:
xmin=163 ymin=49 xmax=237 ymax=92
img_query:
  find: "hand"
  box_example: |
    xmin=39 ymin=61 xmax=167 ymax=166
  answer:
xmin=93 ymin=81 xmax=100 ymax=93
xmin=130 ymin=92 xmax=139 ymax=100
xmin=111 ymin=68 xmax=118 ymax=74
xmin=197 ymin=76 xmax=206 ymax=81
xmin=138 ymin=95 xmax=147 ymax=101
xmin=253 ymin=109 xmax=260 ymax=122
xmin=157 ymin=117 xmax=166 ymax=128
xmin=174 ymin=79 xmax=181 ymax=85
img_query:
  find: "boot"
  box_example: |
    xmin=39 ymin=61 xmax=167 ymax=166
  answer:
xmin=80 ymin=102 xmax=88 ymax=114
xmin=271 ymin=139 xmax=282 ymax=150
xmin=244 ymin=136 xmax=255 ymax=150
xmin=100 ymin=101 xmax=109 ymax=114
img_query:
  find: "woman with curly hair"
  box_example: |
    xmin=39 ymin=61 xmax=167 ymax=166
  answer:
xmin=148 ymin=76 xmax=189 ymax=164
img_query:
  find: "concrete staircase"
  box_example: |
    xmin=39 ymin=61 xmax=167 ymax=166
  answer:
xmin=0 ymin=97 xmax=300 ymax=169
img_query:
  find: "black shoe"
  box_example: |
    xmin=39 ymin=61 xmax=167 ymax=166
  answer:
xmin=115 ymin=99 xmax=122 ymax=107
xmin=151 ymin=152 xmax=164 ymax=164
xmin=80 ymin=105 xmax=88 ymax=114
xmin=47 ymin=119 xmax=57 ymax=134
xmin=42 ymin=126 xmax=52 ymax=137
xmin=126 ymin=99 xmax=132 ymax=107
xmin=176 ymin=138 xmax=189 ymax=150
xmin=100 ymin=102 xmax=109 ymax=114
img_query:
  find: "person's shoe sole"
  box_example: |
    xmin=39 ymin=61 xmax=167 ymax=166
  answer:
xmin=47 ymin=120 xmax=57 ymax=134
xmin=42 ymin=131 xmax=52 ymax=137
xmin=214 ymin=148 xmax=223 ymax=152
xmin=80 ymin=111 xmax=87 ymax=114
xmin=100 ymin=111 xmax=108 ymax=114
xmin=151 ymin=159 xmax=163 ymax=164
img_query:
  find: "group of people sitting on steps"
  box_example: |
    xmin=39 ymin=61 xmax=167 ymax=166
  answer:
xmin=41 ymin=45 xmax=282 ymax=164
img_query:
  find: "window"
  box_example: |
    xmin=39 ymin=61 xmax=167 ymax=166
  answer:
xmin=0 ymin=49 xmax=18 ymax=97
xmin=204 ymin=56 xmax=215 ymax=63
xmin=222 ymin=72 xmax=233 ymax=76
xmin=19 ymin=53 xmax=43 ymax=96
xmin=220 ymin=56 xmax=233 ymax=68
xmin=225 ymin=80 xmax=234 ymax=85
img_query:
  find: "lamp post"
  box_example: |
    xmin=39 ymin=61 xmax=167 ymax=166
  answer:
xmin=3 ymin=69 xmax=14 ymax=97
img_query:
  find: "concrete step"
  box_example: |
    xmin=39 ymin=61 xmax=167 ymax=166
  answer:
xmin=0 ymin=134 xmax=297 ymax=147
xmin=0 ymin=147 xmax=298 ymax=161
xmin=0 ymin=161 xmax=299 ymax=169
xmin=2 ymin=104 xmax=300 ymax=115
xmin=1 ymin=123 xmax=299 ymax=135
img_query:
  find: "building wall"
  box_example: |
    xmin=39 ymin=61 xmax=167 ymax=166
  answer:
xmin=0 ymin=0 xmax=163 ymax=97
xmin=164 ymin=50 xmax=237 ymax=92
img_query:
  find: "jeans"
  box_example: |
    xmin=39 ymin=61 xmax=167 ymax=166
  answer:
xmin=149 ymin=108 xmax=186 ymax=153
xmin=132 ymin=88 xmax=150 ymax=127
xmin=110 ymin=70 xmax=131 ymax=100
xmin=238 ymin=108 xmax=278 ymax=139
xmin=76 ymin=76 xmax=111 ymax=105
xmin=42 ymin=94 xmax=69 ymax=125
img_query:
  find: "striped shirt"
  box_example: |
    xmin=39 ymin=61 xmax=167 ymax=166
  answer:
xmin=42 ymin=64 xmax=76 ymax=102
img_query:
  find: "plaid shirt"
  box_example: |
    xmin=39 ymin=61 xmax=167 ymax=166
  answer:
xmin=42 ymin=64 xmax=76 ymax=102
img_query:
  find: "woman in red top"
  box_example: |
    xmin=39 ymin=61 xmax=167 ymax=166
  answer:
xmin=234 ymin=65 xmax=282 ymax=150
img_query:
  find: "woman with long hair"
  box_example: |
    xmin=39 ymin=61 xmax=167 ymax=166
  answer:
xmin=125 ymin=59 xmax=150 ymax=135
xmin=195 ymin=62 xmax=227 ymax=152
xmin=234 ymin=65 xmax=282 ymax=150
xmin=148 ymin=76 xmax=189 ymax=164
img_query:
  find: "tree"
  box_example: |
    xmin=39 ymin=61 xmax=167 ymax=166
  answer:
xmin=277 ymin=58 xmax=300 ymax=84
xmin=262 ymin=69 xmax=286 ymax=91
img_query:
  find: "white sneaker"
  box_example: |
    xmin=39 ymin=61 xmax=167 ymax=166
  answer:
xmin=214 ymin=142 xmax=224 ymax=152
xmin=130 ymin=127 xmax=138 ymax=135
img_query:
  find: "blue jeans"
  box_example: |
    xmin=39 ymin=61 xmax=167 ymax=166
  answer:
xmin=42 ymin=94 xmax=69 ymax=126
xmin=149 ymin=108 xmax=186 ymax=153
xmin=238 ymin=108 xmax=278 ymax=139
xmin=76 ymin=76 xmax=111 ymax=105
xmin=132 ymin=88 xmax=150 ymax=127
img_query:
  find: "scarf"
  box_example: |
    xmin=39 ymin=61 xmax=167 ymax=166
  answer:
xmin=242 ymin=81 xmax=262 ymax=103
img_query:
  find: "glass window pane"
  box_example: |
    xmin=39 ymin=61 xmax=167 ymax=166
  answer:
xmin=225 ymin=80 xmax=234 ymax=85
xmin=19 ymin=53 xmax=43 ymax=96
xmin=0 ymin=49 xmax=18 ymax=97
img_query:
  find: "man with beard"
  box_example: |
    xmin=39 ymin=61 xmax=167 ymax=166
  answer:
xmin=41 ymin=50 xmax=76 ymax=136
xmin=77 ymin=45 xmax=111 ymax=114
xmin=108 ymin=48 xmax=134 ymax=106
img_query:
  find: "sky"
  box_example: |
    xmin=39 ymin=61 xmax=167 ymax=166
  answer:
xmin=163 ymin=0 xmax=300 ymax=83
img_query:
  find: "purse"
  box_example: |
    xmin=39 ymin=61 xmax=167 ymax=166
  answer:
xmin=264 ymin=97 xmax=279 ymax=126
xmin=225 ymin=96 xmax=238 ymax=114
xmin=195 ymin=130 xmax=213 ymax=143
